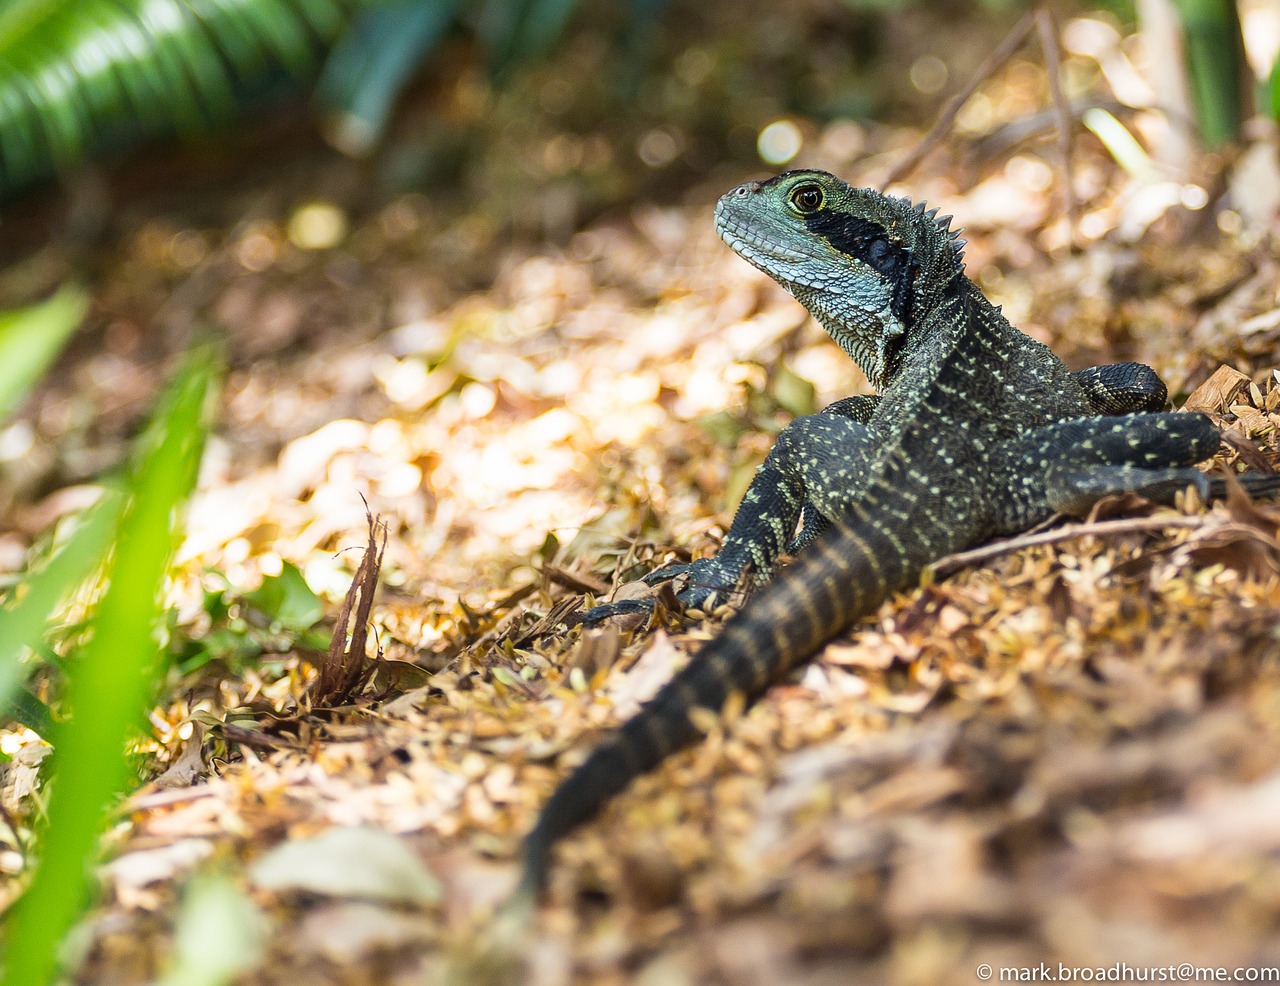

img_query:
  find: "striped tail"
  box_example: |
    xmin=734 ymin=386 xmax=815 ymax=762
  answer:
xmin=514 ymin=516 xmax=927 ymax=901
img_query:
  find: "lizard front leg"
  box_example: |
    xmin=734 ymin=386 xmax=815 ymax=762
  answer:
xmin=787 ymin=394 xmax=880 ymax=554
xmin=582 ymin=406 xmax=880 ymax=623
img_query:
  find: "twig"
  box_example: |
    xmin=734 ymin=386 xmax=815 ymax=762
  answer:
xmin=1036 ymin=6 xmax=1080 ymax=250
xmin=883 ymin=8 xmax=1038 ymax=187
xmin=929 ymin=514 xmax=1204 ymax=576
xmin=543 ymin=563 xmax=610 ymax=596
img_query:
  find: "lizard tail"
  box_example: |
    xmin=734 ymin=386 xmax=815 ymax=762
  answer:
xmin=514 ymin=517 xmax=921 ymax=901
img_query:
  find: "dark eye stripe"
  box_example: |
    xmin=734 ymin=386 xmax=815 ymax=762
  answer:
xmin=803 ymin=208 xmax=917 ymax=325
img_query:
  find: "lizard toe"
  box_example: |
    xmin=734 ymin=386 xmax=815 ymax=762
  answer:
xmin=576 ymin=597 xmax=656 ymax=627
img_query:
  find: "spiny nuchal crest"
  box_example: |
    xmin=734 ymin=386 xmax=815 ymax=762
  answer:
xmin=714 ymin=170 xmax=966 ymax=388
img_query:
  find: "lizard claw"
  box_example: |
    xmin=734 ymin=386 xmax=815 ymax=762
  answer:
xmin=641 ymin=561 xmax=694 ymax=586
xmin=576 ymin=558 xmax=739 ymax=628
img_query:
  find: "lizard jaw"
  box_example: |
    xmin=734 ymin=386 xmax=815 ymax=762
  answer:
xmin=714 ymin=204 xmax=815 ymax=273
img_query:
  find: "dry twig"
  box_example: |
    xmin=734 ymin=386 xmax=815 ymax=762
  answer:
xmin=930 ymin=514 xmax=1205 ymax=576
xmin=883 ymin=8 xmax=1038 ymax=187
xmin=1036 ymin=7 xmax=1079 ymax=248
xmin=884 ymin=4 xmax=1078 ymax=249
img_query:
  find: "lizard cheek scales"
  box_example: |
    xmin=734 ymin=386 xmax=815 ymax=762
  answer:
xmin=513 ymin=169 xmax=1280 ymax=902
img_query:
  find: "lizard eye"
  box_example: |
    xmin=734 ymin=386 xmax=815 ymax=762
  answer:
xmin=789 ymin=183 xmax=824 ymax=214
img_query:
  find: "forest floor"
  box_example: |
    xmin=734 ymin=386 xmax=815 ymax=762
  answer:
xmin=4 ymin=4 xmax=1280 ymax=984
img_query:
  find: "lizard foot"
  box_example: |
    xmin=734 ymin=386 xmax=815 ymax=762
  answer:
xmin=577 ymin=558 xmax=741 ymax=627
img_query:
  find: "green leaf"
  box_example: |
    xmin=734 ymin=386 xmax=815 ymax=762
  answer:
xmin=770 ymin=365 xmax=817 ymax=419
xmin=479 ymin=0 xmax=582 ymax=75
xmin=1167 ymin=0 xmax=1246 ymax=147
xmin=243 ymin=561 xmax=324 ymax=633
xmin=0 ymin=492 xmax=123 ymax=727
xmin=156 ymin=874 xmax=267 ymax=986
xmin=0 ymin=286 xmax=89 ymax=423
xmin=315 ymin=0 xmax=459 ymax=155
xmin=174 ymin=625 xmax=264 ymax=675
xmin=2 ymin=349 xmax=220 ymax=986
xmin=0 ymin=0 xmax=370 ymax=198
xmin=698 ymin=409 xmax=749 ymax=448
xmin=4 ymin=687 xmax=54 ymax=737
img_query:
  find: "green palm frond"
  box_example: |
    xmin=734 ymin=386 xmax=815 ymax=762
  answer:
xmin=0 ymin=0 xmax=669 ymax=201
xmin=0 ymin=0 xmax=371 ymax=198
xmin=315 ymin=0 xmax=463 ymax=156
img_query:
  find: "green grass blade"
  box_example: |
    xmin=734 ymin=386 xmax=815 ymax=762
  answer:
xmin=1267 ymin=52 xmax=1280 ymax=122
xmin=0 ymin=286 xmax=89 ymax=422
xmin=0 ymin=492 xmax=124 ymax=726
xmin=1169 ymin=0 xmax=1246 ymax=147
xmin=1 ymin=350 xmax=220 ymax=986
xmin=1082 ymin=107 xmax=1157 ymax=182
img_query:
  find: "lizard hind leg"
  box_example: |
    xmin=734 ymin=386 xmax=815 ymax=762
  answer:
xmin=1043 ymin=411 xmax=1223 ymax=516
xmin=990 ymin=411 xmax=1224 ymax=530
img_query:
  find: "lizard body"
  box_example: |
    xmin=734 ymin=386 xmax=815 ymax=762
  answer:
xmin=513 ymin=171 xmax=1279 ymax=901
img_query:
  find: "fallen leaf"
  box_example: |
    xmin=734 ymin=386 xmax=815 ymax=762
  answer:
xmin=102 ymin=839 xmax=215 ymax=890
xmin=249 ymin=826 xmax=442 ymax=905
xmin=608 ymin=630 xmax=684 ymax=718
xmin=296 ymin=901 xmax=433 ymax=962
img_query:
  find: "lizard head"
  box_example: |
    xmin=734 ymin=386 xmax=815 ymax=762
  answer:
xmin=714 ymin=169 xmax=964 ymax=388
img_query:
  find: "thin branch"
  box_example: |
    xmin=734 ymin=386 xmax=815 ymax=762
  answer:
xmin=1036 ymin=6 xmax=1080 ymax=250
xmin=883 ymin=8 xmax=1038 ymax=188
xmin=929 ymin=514 xmax=1204 ymax=576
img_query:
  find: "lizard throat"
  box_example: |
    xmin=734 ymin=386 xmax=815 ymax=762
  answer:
xmin=807 ymin=293 xmax=906 ymax=388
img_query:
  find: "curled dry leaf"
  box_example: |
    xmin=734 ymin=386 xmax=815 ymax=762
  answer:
xmin=608 ymin=630 xmax=684 ymax=719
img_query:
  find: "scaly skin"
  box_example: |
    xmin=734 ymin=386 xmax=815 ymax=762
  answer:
xmin=512 ymin=171 xmax=1280 ymax=901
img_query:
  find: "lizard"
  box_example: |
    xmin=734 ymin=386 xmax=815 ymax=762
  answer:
xmin=511 ymin=169 xmax=1280 ymax=903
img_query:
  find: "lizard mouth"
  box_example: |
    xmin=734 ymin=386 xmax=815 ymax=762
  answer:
xmin=714 ymin=204 xmax=813 ymax=269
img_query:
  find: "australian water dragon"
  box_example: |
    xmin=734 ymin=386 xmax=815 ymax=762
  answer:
xmin=513 ymin=170 xmax=1280 ymax=901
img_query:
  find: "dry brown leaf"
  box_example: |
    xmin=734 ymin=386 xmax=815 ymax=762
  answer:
xmin=608 ymin=630 xmax=684 ymax=719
